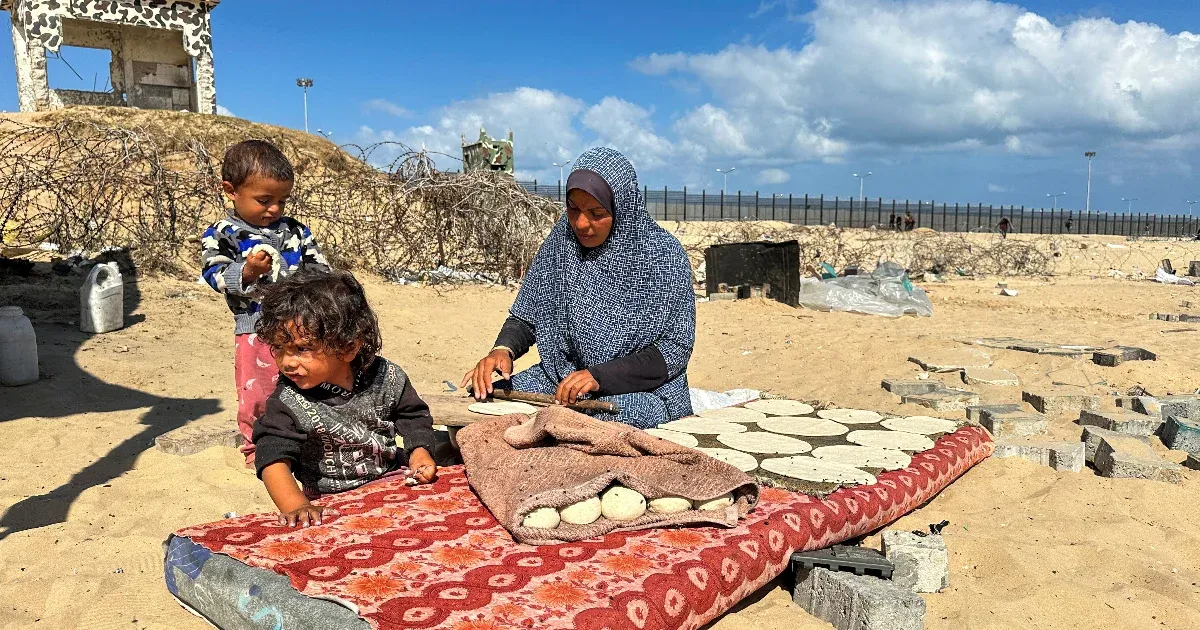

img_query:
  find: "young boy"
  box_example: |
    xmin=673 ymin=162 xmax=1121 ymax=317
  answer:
xmin=200 ymin=140 xmax=330 ymax=466
xmin=252 ymin=271 xmax=438 ymax=526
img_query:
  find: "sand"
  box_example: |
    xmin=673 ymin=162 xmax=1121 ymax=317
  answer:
xmin=3 ymin=250 xmax=1200 ymax=628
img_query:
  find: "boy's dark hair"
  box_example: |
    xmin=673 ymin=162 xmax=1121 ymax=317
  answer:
xmin=256 ymin=271 xmax=382 ymax=368
xmin=222 ymin=139 xmax=295 ymax=188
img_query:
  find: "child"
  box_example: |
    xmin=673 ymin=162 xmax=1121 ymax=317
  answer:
xmin=252 ymin=271 xmax=438 ymax=526
xmin=200 ymin=140 xmax=329 ymax=466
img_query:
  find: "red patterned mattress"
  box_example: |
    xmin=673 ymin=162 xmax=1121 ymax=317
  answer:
xmin=167 ymin=426 xmax=992 ymax=630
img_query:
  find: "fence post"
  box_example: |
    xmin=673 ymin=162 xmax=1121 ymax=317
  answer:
xmin=892 ymin=199 xmax=897 ymax=229
xmin=720 ymin=190 xmax=724 ymax=220
xmin=819 ymin=194 xmax=825 ymax=225
xmin=682 ymin=186 xmax=687 ymax=222
xmin=701 ymin=190 xmax=706 ymax=221
xmin=904 ymin=199 xmax=909 ymax=229
xmin=876 ymin=197 xmax=882 ymax=227
xmin=1019 ymin=206 xmax=1024 ymax=233
xmin=737 ymin=190 xmax=742 ymax=219
xmin=789 ymin=194 xmax=794 ymax=223
xmin=772 ymin=192 xmax=776 ymax=221
xmin=754 ymin=191 xmax=759 ymax=220
xmin=834 ymin=196 xmax=840 ymax=227
xmin=803 ymin=194 xmax=809 ymax=225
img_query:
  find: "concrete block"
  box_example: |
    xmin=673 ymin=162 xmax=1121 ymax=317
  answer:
xmin=1022 ymin=390 xmax=1101 ymax=416
xmin=1158 ymin=395 xmax=1200 ymax=422
xmin=1092 ymin=346 xmax=1156 ymax=367
xmin=1130 ymin=396 xmax=1162 ymax=417
xmin=1080 ymin=426 xmax=1149 ymax=464
xmin=882 ymin=531 xmax=949 ymax=593
xmin=1161 ymin=416 xmax=1200 ymax=454
xmin=154 ymin=421 xmax=243 ymax=456
xmin=1078 ymin=409 xmax=1164 ymax=437
xmin=962 ymin=367 xmax=1019 ymax=387
xmin=1189 ymin=261 xmax=1200 ymax=277
xmin=992 ymin=438 xmax=1085 ymax=472
xmin=1093 ymin=435 xmax=1183 ymax=483
xmin=902 ymin=388 xmax=980 ymax=412
xmin=793 ymin=567 xmax=926 ymax=630
xmin=966 ymin=403 xmax=1024 ymax=423
xmin=882 ymin=378 xmax=941 ymax=397
xmin=908 ymin=348 xmax=992 ymax=372
xmin=1186 ymin=453 xmax=1200 ymax=470
xmin=980 ymin=411 xmax=1048 ymax=438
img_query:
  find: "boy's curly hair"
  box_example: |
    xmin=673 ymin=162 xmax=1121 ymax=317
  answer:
xmin=222 ymin=139 xmax=295 ymax=188
xmin=255 ymin=271 xmax=382 ymax=367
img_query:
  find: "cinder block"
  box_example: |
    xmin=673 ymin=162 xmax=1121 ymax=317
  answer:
xmin=1185 ymin=453 xmax=1200 ymax=470
xmin=908 ymin=349 xmax=992 ymax=373
xmin=882 ymin=530 xmax=948 ymax=593
xmin=965 ymin=403 xmax=1023 ymax=423
xmin=1161 ymin=416 xmax=1200 ymax=454
xmin=1078 ymin=409 xmax=1164 ymax=437
xmin=980 ymin=411 xmax=1048 ymax=438
xmin=793 ymin=567 xmax=926 ymax=630
xmin=1080 ymin=425 xmax=1149 ymax=464
xmin=993 ymin=438 xmax=1085 ymax=472
xmin=882 ymin=378 xmax=941 ymax=396
xmin=902 ymin=388 xmax=980 ymax=412
xmin=1158 ymin=395 xmax=1200 ymax=422
xmin=154 ymin=421 xmax=243 ymax=456
xmin=1091 ymin=346 xmax=1156 ymax=367
xmin=1131 ymin=396 xmax=1162 ymax=417
xmin=962 ymin=367 xmax=1019 ymax=387
xmin=1022 ymin=390 xmax=1101 ymax=416
xmin=1093 ymin=435 xmax=1183 ymax=483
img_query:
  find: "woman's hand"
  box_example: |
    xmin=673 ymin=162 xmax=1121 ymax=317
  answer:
xmin=555 ymin=370 xmax=600 ymax=405
xmin=461 ymin=348 xmax=514 ymax=401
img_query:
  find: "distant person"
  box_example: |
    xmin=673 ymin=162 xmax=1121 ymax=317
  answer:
xmin=997 ymin=217 xmax=1011 ymax=239
xmin=888 ymin=211 xmax=898 ymax=230
xmin=200 ymin=140 xmax=330 ymax=467
xmin=904 ymin=210 xmax=916 ymax=231
xmin=1064 ymin=218 xmax=1073 ymax=233
xmin=253 ymin=272 xmax=439 ymax=527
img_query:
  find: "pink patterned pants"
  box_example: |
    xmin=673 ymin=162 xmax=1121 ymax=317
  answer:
xmin=234 ymin=333 xmax=279 ymax=464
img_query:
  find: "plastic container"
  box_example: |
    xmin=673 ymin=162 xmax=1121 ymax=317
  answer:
xmin=0 ymin=306 xmax=38 ymax=386
xmin=80 ymin=262 xmax=124 ymax=333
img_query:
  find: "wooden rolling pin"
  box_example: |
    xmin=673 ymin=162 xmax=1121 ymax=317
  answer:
xmin=468 ymin=386 xmax=621 ymax=414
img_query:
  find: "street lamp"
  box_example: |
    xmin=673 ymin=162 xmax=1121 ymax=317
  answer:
xmin=1084 ymin=151 xmax=1096 ymax=213
xmin=1188 ymin=199 xmax=1198 ymax=216
xmin=852 ymin=172 xmax=872 ymax=203
xmin=1046 ymin=192 xmax=1066 ymax=210
xmin=316 ymin=128 xmax=332 ymax=139
xmin=296 ymin=78 xmax=313 ymax=133
xmin=716 ymin=167 xmax=737 ymax=195
xmin=552 ymin=158 xmax=573 ymax=200
xmin=1121 ymin=196 xmax=1139 ymax=212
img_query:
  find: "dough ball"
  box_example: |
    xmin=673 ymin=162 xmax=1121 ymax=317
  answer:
xmin=694 ymin=492 xmax=734 ymax=511
xmin=647 ymin=496 xmax=692 ymax=515
xmin=558 ymin=496 xmax=602 ymax=525
xmin=600 ymin=485 xmax=647 ymax=522
xmin=521 ymin=507 xmax=561 ymax=529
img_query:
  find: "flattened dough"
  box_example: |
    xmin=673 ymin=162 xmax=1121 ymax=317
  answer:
xmin=846 ymin=430 xmax=935 ymax=451
xmin=811 ymin=445 xmax=912 ymax=470
xmin=716 ymin=431 xmax=812 ymax=455
xmin=760 ymin=456 xmax=877 ymax=485
xmin=816 ymin=409 xmax=884 ymax=424
xmin=881 ymin=416 xmax=959 ymax=435
xmin=468 ymin=401 xmax=539 ymax=415
xmin=757 ymin=416 xmax=849 ymax=437
xmin=697 ymin=447 xmax=759 ymax=472
xmin=660 ymin=418 xmax=749 ymax=435
xmin=697 ymin=407 xmax=768 ymax=423
xmin=644 ymin=428 xmax=700 ymax=448
xmin=744 ymin=399 xmax=815 ymax=416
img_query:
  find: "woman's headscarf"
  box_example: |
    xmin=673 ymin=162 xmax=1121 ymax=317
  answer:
xmin=510 ymin=147 xmax=695 ymax=418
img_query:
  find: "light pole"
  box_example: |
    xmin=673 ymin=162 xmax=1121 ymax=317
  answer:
xmin=716 ymin=167 xmax=736 ymax=195
xmin=853 ymin=171 xmax=872 ymax=203
xmin=1122 ymin=196 xmax=1139 ymax=212
xmin=296 ymin=78 xmax=313 ymax=133
xmin=316 ymin=128 xmax=332 ymax=139
xmin=1188 ymin=200 xmax=1198 ymax=216
xmin=552 ymin=158 xmax=573 ymax=200
xmin=1084 ymin=151 xmax=1096 ymax=213
xmin=1046 ymin=192 xmax=1066 ymax=210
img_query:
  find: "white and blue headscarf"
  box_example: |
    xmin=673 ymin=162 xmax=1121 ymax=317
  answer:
xmin=510 ymin=147 xmax=695 ymax=418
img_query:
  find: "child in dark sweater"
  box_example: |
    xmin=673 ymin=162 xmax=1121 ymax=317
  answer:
xmin=252 ymin=271 xmax=438 ymax=526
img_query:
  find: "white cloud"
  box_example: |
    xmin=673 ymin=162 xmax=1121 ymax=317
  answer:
xmin=215 ymin=104 xmax=235 ymax=117
xmin=757 ymin=168 xmax=791 ymax=184
xmin=987 ymin=183 xmax=1008 ymax=193
xmin=581 ymin=97 xmax=674 ymax=170
xmin=363 ymin=98 xmax=411 ymax=118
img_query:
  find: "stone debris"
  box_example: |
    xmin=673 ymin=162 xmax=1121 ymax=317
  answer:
xmin=1093 ymin=434 xmax=1183 ymax=484
xmin=1185 ymin=453 xmax=1200 ymax=470
xmin=902 ymin=388 xmax=980 ymax=412
xmin=881 ymin=378 xmax=941 ymax=397
xmin=992 ymin=438 xmax=1085 ymax=472
xmin=1077 ymin=409 xmax=1164 ymax=437
xmin=1080 ymin=426 xmax=1149 ymax=464
xmin=907 ymin=348 xmax=992 ymax=373
xmin=882 ymin=531 xmax=949 ymax=593
xmin=1091 ymin=346 xmax=1156 ymax=367
xmin=154 ymin=421 xmax=243 ymax=456
xmin=1158 ymin=395 xmax=1200 ymax=422
xmin=965 ymin=403 xmax=1024 ymax=423
xmin=1022 ymin=390 xmax=1101 ymax=416
xmin=1161 ymin=416 xmax=1200 ymax=454
xmin=961 ymin=367 xmax=1019 ymax=387
xmin=793 ymin=567 xmax=926 ymax=630
xmin=1151 ymin=312 xmax=1200 ymax=323
xmin=980 ymin=411 xmax=1048 ymax=438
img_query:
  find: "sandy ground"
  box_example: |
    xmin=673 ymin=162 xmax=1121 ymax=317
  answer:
xmin=3 ymin=254 xmax=1200 ymax=629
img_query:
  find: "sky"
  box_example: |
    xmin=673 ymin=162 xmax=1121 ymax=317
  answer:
xmin=1 ymin=0 xmax=1199 ymax=215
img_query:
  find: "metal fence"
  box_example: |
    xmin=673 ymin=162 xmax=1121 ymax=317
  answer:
xmin=519 ymin=181 xmax=1199 ymax=238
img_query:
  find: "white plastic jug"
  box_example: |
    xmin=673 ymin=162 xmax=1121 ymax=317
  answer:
xmin=80 ymin=262 xmax=124 ymax=334
xmin=0 ymin=306 xmax=38 ymax=386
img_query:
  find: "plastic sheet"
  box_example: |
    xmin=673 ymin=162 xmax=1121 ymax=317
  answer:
xmin=797 ymin=262 xmax=933 ymax=318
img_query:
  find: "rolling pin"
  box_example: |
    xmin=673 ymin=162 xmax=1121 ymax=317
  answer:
xmin=468 ymin=386 xmax=621 ymax=415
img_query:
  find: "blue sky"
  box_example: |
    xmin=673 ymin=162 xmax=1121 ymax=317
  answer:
xmin=1 ymin=0 xmax=1199 ymax=215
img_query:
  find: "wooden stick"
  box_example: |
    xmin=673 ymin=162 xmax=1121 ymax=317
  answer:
xmin=469 ymin=386 xmax=621 ymax=414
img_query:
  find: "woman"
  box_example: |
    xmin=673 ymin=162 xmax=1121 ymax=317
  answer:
xmin=462 ymin=147 xmax=695 ymax=428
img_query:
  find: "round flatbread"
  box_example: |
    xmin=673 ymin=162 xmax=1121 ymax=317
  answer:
xmin=760 ymin=456 xmax=877 ymax=485
xmin=644 ymin=428 xmax=699 ymax=448
xmin=744 ymin=399 xmax=815 ymax=416
xmin=697 ymin=448 xmax=759 ymax=472
xmin=811 ymin=445 xmax=912 ymax=470
xmin=816 ymin=409 xmax=883 ymax=424
xmin=881 ymin=416 xmax=959 ymax=435
xmin=846 ymin=430 xmax=935 ymax=452
xmin=757 ymin=416 xmax=849 ymax=437
xmin=697 ymin=407 xmax=768 ymax=423
xmin=660 ymin=418 xmax=749 ymax=435
xmin=468 ymin=401 xmax=539 ymax=416
xmin=716 ymin=432 xmax=812 ymax=455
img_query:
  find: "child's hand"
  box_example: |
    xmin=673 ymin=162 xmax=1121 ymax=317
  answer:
xmin=278 ymin=503 xmax=324 ymax=527
xmin=243 ymin=250 xmax=273 ymax=282
xmin=408 ymin=447 xmax=437 ymax=484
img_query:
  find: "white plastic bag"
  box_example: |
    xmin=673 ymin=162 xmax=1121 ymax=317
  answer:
xmin=797 ymin=262 xmax=933 ymax=317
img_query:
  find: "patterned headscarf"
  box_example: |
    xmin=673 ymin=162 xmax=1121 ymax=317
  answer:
xmin=510 ymin=147 xmax=695 ymax=418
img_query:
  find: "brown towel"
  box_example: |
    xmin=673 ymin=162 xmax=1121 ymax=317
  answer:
xmin=457 ymin=406 xmax=760 ymax=545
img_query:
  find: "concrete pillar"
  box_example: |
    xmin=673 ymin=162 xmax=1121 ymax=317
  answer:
xmin=9 ymin=19 xmax=50 ymax=112
xmin=193 ymin=48 xmax=216 ymax=115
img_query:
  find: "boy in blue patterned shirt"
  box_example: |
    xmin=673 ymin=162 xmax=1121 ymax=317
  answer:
xmin=200 ymin=140 xmax=330 ymax=466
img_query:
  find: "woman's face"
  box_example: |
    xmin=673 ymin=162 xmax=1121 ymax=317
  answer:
xmin=567 ymin=188 xmax=614 ymax=249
